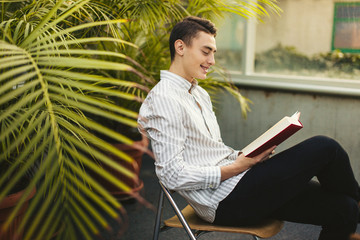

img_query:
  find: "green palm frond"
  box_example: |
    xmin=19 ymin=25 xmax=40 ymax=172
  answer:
xmin=198 ymin=68 xmax=253 ymax=119
xmin=116 ymin=0 xmax=186 ymax=32
xmin=0 ymin=1 xmax=149 ymax=239
xmin=185 ymin=0 xmax=281 ymax=21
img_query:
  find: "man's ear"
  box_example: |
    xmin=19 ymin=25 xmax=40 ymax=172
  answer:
xmin=174 ymin=39 xmax=185 ymax=57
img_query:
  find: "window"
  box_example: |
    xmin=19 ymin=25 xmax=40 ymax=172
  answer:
xmin=332 ymin=2 xmax=360 ymax=53
xmin=215 ymin=15 xmax=245 ymax=72
xmin=215 ymin=0 xmax=360 ymax=96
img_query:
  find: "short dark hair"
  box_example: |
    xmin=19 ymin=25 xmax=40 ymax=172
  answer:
xmin=169 ymin=16 xmax=217 ymax=61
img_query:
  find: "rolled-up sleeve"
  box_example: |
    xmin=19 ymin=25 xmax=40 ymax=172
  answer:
xmin=138 ymin=92 xmax=221 ymax=191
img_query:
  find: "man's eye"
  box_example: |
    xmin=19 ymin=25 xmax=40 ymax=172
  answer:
xmin=202 ymin=51 xmax=209 ymax=55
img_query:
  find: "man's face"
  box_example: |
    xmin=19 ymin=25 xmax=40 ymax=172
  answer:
xmin=182 ymin=31 xmax=216 ymax=82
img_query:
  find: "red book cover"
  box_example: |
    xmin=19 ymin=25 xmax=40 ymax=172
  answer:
xmin=242 ymin=112 xmax=303 ymax=158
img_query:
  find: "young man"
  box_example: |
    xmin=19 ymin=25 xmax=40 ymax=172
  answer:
xmin=138 ymin=16 xmax=360 ymax=240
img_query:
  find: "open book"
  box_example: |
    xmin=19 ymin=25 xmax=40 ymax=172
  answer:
xmin=242 ymin=111 xmax=303 ymax=157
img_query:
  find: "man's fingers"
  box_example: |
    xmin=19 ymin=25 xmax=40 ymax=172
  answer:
xmin=263 ymin=147 xmax=276 ymax=162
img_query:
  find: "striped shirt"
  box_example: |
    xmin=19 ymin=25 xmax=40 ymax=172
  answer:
xmin=138 ymin=70 xmax=248 ymax=223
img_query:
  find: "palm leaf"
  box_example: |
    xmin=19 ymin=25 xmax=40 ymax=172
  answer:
xmin=0 ymin=1 xmax=148 ymax=239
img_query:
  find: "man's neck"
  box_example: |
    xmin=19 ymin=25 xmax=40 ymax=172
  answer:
xmin=169 ymin=62 xmax=194 ymax=84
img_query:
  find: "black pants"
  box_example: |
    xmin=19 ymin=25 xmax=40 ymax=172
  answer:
xmin=214 ymin=136 xmax=360 ymax=240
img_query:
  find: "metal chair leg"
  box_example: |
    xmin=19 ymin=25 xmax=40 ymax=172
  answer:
xmin=159 ymin=182 xmax=197 ymax=240
xmin=153 ymin=188 xmax=165 ymax=240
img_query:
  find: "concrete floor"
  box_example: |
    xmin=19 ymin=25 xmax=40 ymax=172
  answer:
xmin=118 ymin=154 xmax=360 ymax=240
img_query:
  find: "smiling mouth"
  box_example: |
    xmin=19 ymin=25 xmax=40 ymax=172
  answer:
xmin=201 ymin=65 xmax=209 ymax=73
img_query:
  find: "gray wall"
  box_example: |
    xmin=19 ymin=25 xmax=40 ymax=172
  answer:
xmin=215 ymin=88 xmax=360 ymax=181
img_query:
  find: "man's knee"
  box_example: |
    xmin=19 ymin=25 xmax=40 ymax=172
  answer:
xmin=309 ymin=135 xmax=347 ymax=158
xmin=310 ymin=135 xmax=339 ymax=148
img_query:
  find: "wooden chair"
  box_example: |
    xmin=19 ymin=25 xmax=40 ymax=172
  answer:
xmin=153 ymin=181 xmax=284 ymax=240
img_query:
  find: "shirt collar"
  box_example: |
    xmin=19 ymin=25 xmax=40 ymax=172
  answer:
xmin=160 ymin=70 xmax=198 ymax=93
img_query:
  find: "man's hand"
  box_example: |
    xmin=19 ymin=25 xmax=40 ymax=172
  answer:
xmin=220 ymin=146 xmax=276 ymax=181
xmin=250 ymin=145 xmax=277 ymax=164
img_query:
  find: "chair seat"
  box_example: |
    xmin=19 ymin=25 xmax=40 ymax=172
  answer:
xmin=164 ymin=205 xmax=284 ymax=238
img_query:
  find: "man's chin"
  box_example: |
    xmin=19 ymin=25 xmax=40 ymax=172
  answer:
xmin=195 ymin=73 xmax=207 ymax=80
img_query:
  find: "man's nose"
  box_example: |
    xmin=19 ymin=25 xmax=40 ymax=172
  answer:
xmin=208 ymin=53 xmax=215 ymax=66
